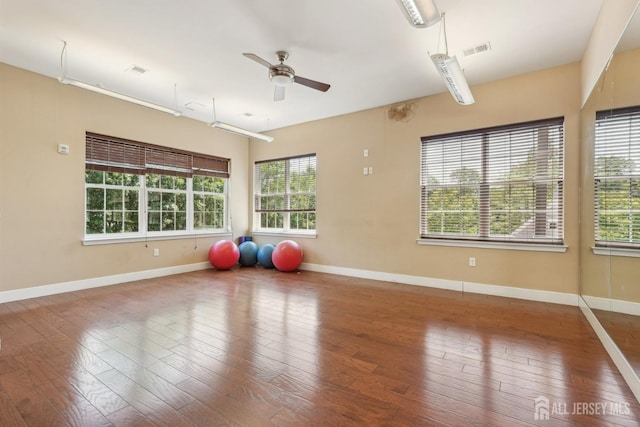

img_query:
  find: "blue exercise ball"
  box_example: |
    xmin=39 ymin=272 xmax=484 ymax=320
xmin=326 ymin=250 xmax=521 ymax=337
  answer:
xmin=257 ymin=243 xmax=276 ymax=269
xmin=238 ymin=241 xmax=259 ymax=266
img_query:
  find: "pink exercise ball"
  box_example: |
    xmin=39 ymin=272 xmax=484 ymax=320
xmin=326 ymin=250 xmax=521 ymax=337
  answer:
xmin=272 ymin=240 xmax=304 ymax=272
xmin=208 ymin=240 xmax=240 ymax=270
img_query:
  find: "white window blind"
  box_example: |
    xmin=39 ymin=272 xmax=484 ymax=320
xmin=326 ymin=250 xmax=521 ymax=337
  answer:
xmin=421 ymin=118 xmax=564 ymax=244
xmin=594 ymin=106 xmax=640 ymax=248
xmin=254 ymin=154 xmax=317 ymax=232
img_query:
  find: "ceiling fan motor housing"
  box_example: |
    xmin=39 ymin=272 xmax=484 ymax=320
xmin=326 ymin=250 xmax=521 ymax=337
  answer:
xmin=270 ymin=64 xmax=295 ymax=86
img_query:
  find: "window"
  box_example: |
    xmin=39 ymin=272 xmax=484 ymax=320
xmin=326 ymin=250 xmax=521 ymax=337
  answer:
xmin=85 ymin=132 xmax=229 ymax=240
xmin=420 ymin=118 xmax=564 ymax=245
xmin=594 ymin=106 xmax=640 ymax=248
xmin=254 ymin=154 xmax=316 ymax=233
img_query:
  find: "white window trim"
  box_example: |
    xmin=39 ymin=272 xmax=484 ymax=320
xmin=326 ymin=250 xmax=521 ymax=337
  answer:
xmin=592 ymin=247 xmax=640 ymax=258
xmin=253 ymin=154 xmax=317 ymax=234
xmin=253 ymin=230 xmax=317 ymax=239
xmin=85 ymin=174 xmax=229 ymax=243
xmin=83 ymin=231 xmax=232 ymax=246
xmin=417 ymin=238 xmax=567 ymax=253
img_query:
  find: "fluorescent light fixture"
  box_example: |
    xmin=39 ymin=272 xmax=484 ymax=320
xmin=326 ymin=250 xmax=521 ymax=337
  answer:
xmin=209 ymin=121 xmax=274 ymax=142
xmin=59 ymin=77 xmax=182 ymax=116
xmin=430 ymin=53 xmax=475 ymax=105
xmin=395 ymin=0 xmax=441 ymax=28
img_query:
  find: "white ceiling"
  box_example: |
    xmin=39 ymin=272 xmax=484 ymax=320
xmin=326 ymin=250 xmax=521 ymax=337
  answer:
xmin=0 ymin=0 xmax=607 ymax=132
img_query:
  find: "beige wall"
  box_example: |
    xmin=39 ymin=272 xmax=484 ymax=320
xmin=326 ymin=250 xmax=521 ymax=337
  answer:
xmin=250 ymin=62 xmax=582 ymax=294
xmin=581 ymin=0 xmax=640 ymax=106
xmin=580 ymin=48 xmax=640 ymax=302
xmin=0 ymin=62 xmax=249 ymax=292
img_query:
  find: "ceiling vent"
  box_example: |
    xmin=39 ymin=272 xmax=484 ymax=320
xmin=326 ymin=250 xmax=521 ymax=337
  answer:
xmin=127 ymin=65 xmax=148 ymax=74
xmin=462 ymin=42 xmax=492 ymax=57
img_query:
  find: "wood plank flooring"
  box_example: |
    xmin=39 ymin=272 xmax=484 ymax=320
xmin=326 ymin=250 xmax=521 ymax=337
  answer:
xmin=0 ymin=268 xmax=638 ymax=426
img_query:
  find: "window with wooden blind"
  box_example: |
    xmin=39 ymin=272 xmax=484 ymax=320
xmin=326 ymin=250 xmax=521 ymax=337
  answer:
xmin=594 ymin=106 xmax=640 ymax=249
xmin=254 ymin=154 xmax=316 ymax=233
xmin=84 ymin=132 xmax=230 ymax=240
xmin=420 ymin=118 xmax=564 ymax=245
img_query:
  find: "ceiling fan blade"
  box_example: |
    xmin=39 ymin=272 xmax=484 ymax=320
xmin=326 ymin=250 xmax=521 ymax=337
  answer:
xmin=294 ymin=75 xmax=331 ymax=92
xmin=242 ymin=53 xmax=274 ymax=69
xmin=274 ymin=85 xmax=285 ymax=102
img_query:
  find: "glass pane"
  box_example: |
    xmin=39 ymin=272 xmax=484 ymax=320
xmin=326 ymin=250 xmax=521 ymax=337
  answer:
xmin=106 ymin=189 xmax=123 ymax=210
xmin=123 ymin=173 xmax=140 ymax=187
xmin=193 ymin=175 xmax=203 ymax=192
xmin=148 ymin=192 xmax=161 ymax=211
xmin=86 ymin=188 xmax=104 ymax=210
xmin=86 ymin=211 xmax=104 ymax=234
xmin=124 ymin=190 xmax=139 ymax=210
xmin=176 ymin=177 xmax=187 ymax=190
xmin=194 ymin=212 xmax=204 ymax=229
xmin=105 ymin=211 xmax=123 ymax=233
xmin=161 ymin=175 xmax=175 ymax=189
xmin=146 ymin=174 xmax=160 ymax=188
xmin=124 ymin=212 xmax=139 ymax=232
xmin=176 ymin=193 xmax=187 ymax=210
xmin=176 ymin=212 xmax=187 ymax=230
xmin=162 ymin=193 xmax=176 ymax=210
xmin=105 ymin=172 xmax=123 ymax=186
xmin=148 ymin=212 xmax=161 ymax=232
xmin=162 ymin=211 xmax=175 ymax=230
xmin=85 ymin=170 xmax=103 ymax=184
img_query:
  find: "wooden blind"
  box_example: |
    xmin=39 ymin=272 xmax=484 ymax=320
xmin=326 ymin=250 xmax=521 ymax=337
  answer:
xmin=420 ymin=118 xmax=564 ymax=244
xmin=85 ymin=132 xmax=230 ymax=178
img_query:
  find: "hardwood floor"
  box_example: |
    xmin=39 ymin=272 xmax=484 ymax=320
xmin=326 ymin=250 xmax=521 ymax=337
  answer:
xmin=0 ymin=268 xmax=638 ymax=426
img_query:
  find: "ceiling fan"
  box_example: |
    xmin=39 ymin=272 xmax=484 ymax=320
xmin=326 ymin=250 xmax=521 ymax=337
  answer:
xmin=243 ymin=51 xmax=331 ymax=101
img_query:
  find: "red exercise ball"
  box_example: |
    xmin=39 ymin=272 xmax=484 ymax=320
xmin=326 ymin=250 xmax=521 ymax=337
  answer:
xmin=272 ymin=240 xmax=304 ymax=272
xmin=208 ymin=240 xmax=240 ymax=270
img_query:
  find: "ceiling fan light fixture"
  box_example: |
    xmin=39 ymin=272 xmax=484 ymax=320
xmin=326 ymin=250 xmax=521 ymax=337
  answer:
xmin=269 ymin=68 xmax=295 ymax=87
xmin=430 ymin=53 xmax=475 ymax=105
xmin=396 ymin=0 xmax=441 ymax=28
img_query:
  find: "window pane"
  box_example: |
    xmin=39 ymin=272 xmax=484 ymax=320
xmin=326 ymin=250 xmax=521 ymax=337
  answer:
xmin=124 ymin=190 xmax=139 ymax=211
xmin=105 ymin=211 xmax=123 ymax=233
xmin=106 ymin=189 xmax=123 ymax=210
xmin=86 ymin=188 xmax=104 ymax=210
xmin=146 ymin=174 xmax=160 ymax=188
xmin=148 ymin=212 xmax=161 ymax=232
xmin=123 ymin=173 xmax=140 ymax=187
xmin=148 ymin=192 xmax=161 ymax=210
xmin=85 ymin=170 xmax=103 ymax=184
xmin=86 ymin=212 xmax=104 ymax=234
xmin=124 ymin=212 xmax=138 ymax=232
xmin=105 ymin=172 xmax=123 ymax=186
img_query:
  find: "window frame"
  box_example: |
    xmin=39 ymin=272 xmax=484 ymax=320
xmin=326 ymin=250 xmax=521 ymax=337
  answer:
xmin=253 ymin=153 xmax=317 ymax=236
xmin=593 ymin=105 xmax=640 ymax=251
xmin=419 ymin=118 xmax=565 ymax=249
xmin=83 ymin=132 xmax=231 ymax=244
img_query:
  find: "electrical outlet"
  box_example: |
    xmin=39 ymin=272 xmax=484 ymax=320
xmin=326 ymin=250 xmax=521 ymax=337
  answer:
xmin=153 ymin=248 xmax=160 ymax=256
xmin=363 ymin=167 xmax=369 ymax=175
xmin=469 ymin=257 xmax=476 ymax=267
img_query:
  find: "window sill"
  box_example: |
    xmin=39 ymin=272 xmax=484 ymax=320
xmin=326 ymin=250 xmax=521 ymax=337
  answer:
xmin=252 ymin=231 xmax=317 ymax=239
xmin=592 ymin=247 xmax=640 ymax=258
xmin=83 ymin=231 xmax=232 ymax=246
xmin=416 ymin=238 xmax=567 ymax=253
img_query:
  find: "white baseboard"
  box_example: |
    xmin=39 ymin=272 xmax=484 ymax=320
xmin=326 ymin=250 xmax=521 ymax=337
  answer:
xmin=0 ymin=262 xmax=212 ymax=304
xmin=301 ymin=263 xmax=578 ymax=306
xmin=582 ymin=295 xmax=640 ymax=316
xmin=579 ymin=298 xmax=640 ymax=403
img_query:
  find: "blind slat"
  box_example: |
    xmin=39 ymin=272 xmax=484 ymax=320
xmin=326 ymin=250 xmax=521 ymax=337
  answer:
xmin=85 ymin=132 xmax=230 ymax=178
xmin=420 ymin=118 xmax=564 ymax=244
